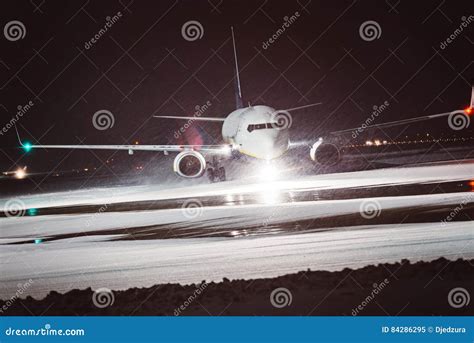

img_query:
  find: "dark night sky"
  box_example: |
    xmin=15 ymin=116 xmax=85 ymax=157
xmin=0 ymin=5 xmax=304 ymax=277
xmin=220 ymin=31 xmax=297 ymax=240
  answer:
xmin=0 ymin=0 xmax=473 ymax=172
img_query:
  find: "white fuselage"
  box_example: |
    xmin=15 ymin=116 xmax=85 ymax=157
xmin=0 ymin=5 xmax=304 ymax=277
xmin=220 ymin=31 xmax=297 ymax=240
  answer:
xmin=221 ymin=105 xmax=290 ymax=160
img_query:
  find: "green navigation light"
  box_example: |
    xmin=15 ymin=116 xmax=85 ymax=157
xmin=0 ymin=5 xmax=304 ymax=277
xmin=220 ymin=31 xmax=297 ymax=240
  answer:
xmin=23 ymin=142 xmax=32 ymax=152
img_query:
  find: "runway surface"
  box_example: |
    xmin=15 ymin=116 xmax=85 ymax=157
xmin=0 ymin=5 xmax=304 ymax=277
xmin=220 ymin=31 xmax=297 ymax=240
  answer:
xmin=1 ymin=160 xmax=473 ymax=299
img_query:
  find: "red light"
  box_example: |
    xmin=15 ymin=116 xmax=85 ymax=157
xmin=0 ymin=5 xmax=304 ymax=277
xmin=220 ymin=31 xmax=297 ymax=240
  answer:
xmin=464 ymin=107 xmax=472 ymax=115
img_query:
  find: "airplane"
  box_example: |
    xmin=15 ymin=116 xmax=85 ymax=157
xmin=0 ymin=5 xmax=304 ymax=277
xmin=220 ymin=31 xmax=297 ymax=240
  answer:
xmin=15 ymin=28 xmax=473 ymax=182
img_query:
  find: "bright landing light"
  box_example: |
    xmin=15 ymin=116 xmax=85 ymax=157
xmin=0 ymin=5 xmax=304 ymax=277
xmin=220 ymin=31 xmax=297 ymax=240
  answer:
xmin=257 ymin=162 xmax=283 ymax=204
xmin=258 ymin=162 xmax=280 ymax=182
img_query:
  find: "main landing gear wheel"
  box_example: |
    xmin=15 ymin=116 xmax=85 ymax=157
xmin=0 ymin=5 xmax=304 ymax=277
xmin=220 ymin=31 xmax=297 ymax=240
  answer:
xmin=217 ymin=167 xmax=226 ymax=181
xmin=207 ymin=157 xmax=226 ymax=182
xmin=207 ymin=166 xmax=226 ymax=182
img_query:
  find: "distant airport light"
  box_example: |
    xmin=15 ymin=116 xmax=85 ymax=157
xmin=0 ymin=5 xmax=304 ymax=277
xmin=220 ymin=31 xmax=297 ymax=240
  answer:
xmin=23 ymin=142 xmax=32 ymax=152
xmin=365 ymin=140 xmax=373 ymax=146
xmin=15 ymin=168 xmax=26 ymax=179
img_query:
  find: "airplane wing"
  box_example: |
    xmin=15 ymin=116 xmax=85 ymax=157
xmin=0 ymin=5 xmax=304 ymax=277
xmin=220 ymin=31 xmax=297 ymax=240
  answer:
xmin=331 ymin=85 xmax=473 ymax=136
xmin=21 ymin=143 xmax=232 ymax=154
xmin=329 ymin=110 xmax=457 ymax=136
xmin=15 ymin=126 xmax=232 ymax=155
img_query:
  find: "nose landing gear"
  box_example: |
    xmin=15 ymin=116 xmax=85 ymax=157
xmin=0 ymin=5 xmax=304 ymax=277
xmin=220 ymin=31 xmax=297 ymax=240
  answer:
xmin=207 ymin=156 xmax=226 ymax=182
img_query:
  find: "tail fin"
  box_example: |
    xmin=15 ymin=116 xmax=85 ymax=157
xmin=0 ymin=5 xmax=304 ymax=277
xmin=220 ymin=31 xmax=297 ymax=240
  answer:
xmin=231 ymin=27 xmax=243 ymax=109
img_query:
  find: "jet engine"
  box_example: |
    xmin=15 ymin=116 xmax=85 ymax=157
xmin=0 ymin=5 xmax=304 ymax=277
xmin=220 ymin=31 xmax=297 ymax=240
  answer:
xmin=173 ymin=150 xmax=206 ymax=178
xmin=310 ymin=138 xmax=342 ymax=166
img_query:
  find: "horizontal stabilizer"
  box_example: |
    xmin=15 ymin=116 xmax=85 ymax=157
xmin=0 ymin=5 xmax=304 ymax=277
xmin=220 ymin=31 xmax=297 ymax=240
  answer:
xmin=153 ymin=115 xmax=225 ymax=122
xmin=283 ymin=102 xmax=322 ymax=112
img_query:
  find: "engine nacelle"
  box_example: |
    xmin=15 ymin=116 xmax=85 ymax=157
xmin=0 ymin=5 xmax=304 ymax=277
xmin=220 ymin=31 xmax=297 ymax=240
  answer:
xmin=310 ymin=138 xmax=341 ymax=166
xmin=173 ymin=150 xmax=206 ymax=178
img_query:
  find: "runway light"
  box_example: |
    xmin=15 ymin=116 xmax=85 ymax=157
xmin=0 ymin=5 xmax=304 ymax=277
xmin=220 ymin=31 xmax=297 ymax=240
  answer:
xmin=22 ymin=142 xmax=32 ymax=153
xmin=225 ymin=194 xmax=235 ymax=204
xmin=259 ymin=188 xmax=281 ymax=204
xmin=27 ymin=208 xmax=38 ymax=216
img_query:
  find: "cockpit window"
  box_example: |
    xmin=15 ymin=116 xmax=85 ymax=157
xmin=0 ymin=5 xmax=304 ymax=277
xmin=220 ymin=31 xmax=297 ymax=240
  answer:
xmin=247 ymin=123 xmax=277 ymax=132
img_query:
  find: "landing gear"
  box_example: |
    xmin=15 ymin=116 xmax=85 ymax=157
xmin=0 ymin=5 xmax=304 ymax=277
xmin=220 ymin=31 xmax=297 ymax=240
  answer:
xmin=207 ymin=157 xmax=226 ymax=182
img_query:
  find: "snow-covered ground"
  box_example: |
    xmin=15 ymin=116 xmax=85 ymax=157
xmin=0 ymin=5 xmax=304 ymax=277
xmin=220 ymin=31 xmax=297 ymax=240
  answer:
xmin=0 ymin=222 xmax=472 ymax=299
xmin=0 ymin=160 xmax=472 ymax=210
xmin=0 ymin=161 xmax=473 ymax=299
